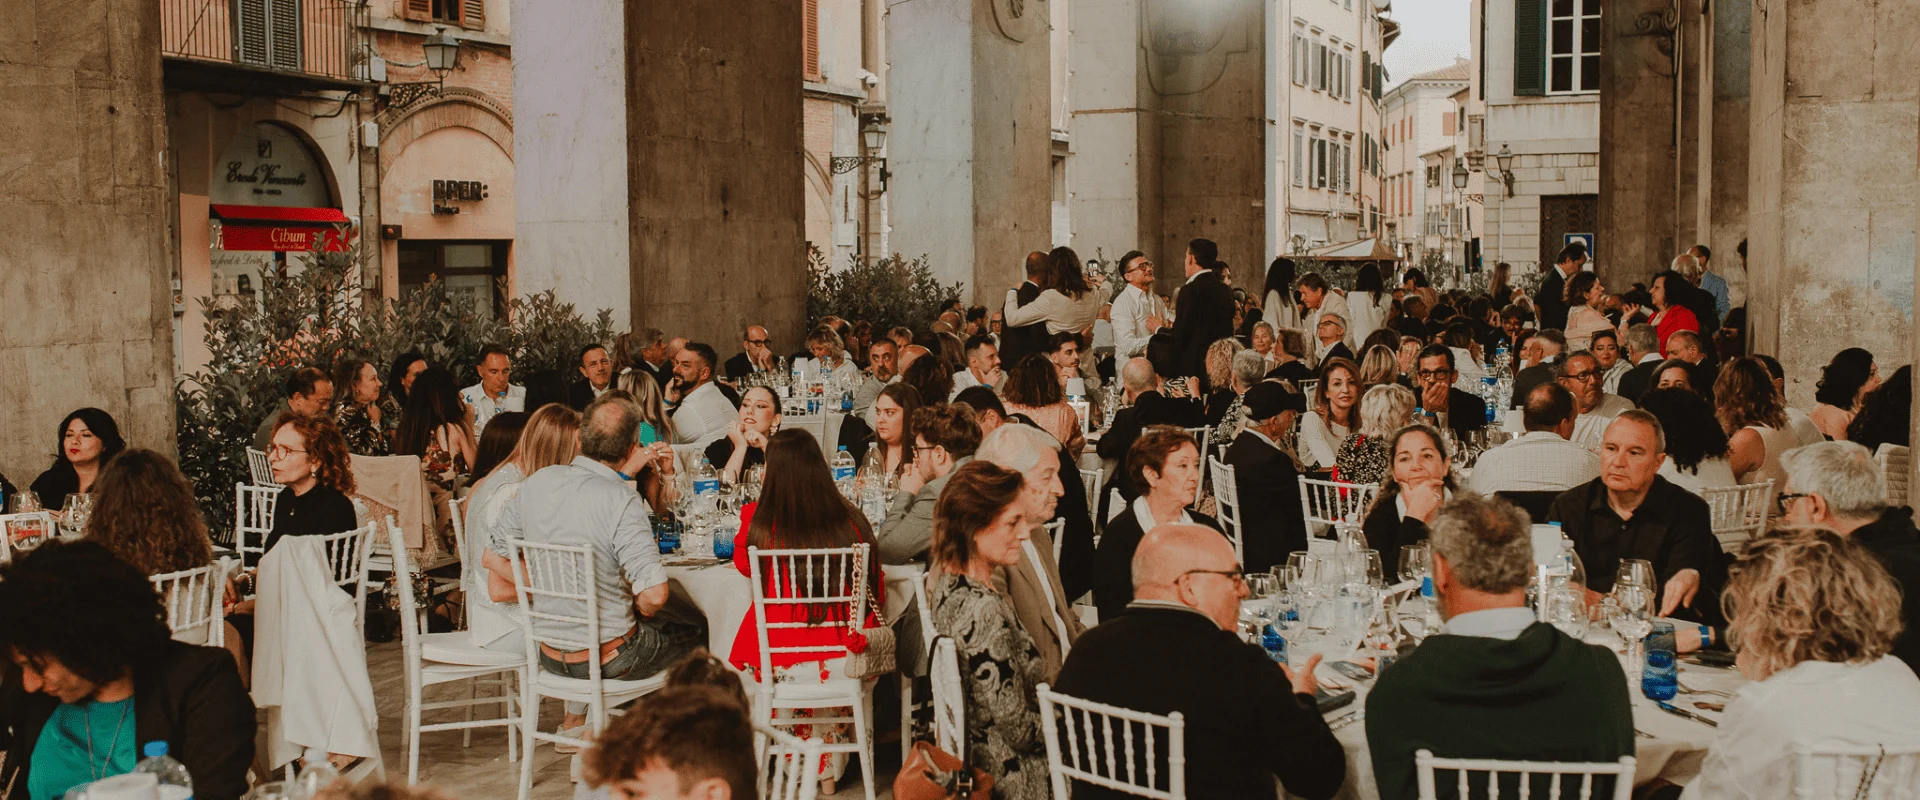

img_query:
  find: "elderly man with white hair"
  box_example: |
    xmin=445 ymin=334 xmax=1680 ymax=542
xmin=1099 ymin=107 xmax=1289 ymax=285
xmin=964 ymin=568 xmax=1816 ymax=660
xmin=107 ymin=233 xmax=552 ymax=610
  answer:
xmin=976 ymin=423 xmax=1086 ymax=680
xmin=1779 ymin=440 xmax=1920 ymax=671
xmin=1053 ymin=525 xmax=1346 ymax=800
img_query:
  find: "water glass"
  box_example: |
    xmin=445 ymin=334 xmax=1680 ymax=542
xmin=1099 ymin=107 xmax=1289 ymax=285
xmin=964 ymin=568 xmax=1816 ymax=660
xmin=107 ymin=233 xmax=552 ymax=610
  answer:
xmin=1615 ymin=559 xmax=1655 ymax=594
xmin=1641 ymin=621 xmax=1679 ymax=700
xmin=1398 ymin=544 xmax=1431 ymax=584
xmin=7 ymin=515 xmax=50 ymax=553
xmin=1244 ymin=572 xmax=1277 ymax=601
xmin=8 ymin=491 xmax=41 ymax=514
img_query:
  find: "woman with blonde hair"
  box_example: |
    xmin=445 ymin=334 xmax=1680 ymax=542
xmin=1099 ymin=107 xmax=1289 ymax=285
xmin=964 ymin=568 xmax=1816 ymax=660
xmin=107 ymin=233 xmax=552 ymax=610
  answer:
xmin=1336 ymin=383 xmax=1416 ymax=485
xmin=1298 ymin=357 xmax=1361 ymax=471
xmin=617 ymin=368 xmax=676 ymax=445
xmin=466 ymin=403 xmax=583 ymax=653
xmin=1355 ymin=344 xmax=1401 ymax=393
xmin=1681 ymin=528 xmax=1920 ymax=799
xmin=1715 ymin=357 xmax=1795 ymax=487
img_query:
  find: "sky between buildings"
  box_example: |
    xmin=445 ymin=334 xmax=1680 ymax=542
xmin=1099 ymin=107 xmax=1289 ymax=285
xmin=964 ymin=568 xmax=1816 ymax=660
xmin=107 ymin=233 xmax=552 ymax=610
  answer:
xmin=1381 ymin=0 xmax=1472 ymax=90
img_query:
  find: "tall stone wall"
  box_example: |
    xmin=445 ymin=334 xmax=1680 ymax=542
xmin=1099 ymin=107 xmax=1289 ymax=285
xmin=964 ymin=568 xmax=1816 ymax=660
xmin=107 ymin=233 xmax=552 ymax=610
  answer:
xmin=627 ymin=0 xmax=806 ymax=349
xmin=1746 ymin=0 xmax=1917 ymax=407
xmin=0 ymin=0 xmax=174 ymax=483
xmin=1597 ymin=0 xmax=1680 ymax=284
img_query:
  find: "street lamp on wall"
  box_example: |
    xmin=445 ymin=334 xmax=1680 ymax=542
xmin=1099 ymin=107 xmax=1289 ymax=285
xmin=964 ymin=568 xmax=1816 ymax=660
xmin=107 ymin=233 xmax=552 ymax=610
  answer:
xmin=831 ymin=115 xmax=892 ymax=194
xmin=1494 ymin=143 xmax=1516 ymax=198
xmin=384 ymin=27 xmax=463 ymax=108
xmin=1451 ymin=158 xmax=1469 ymax=190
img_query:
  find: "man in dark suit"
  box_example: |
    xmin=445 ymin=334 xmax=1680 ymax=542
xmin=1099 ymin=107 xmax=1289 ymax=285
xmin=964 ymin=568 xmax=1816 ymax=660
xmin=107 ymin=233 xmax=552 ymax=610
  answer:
xmin=1097 ymin=356 xmax=1204 ymax=515
xmin=1535 ymin=244 xmax=1584 ymax=331
xmin=998 ymin=251 xmax=1050 ymax=368
xmin=1169 ymin=238 xmax=1236 ymax=380
xmin=568 ymin=343 xmax=616 ymax=410
xmin=1055 ymin=525 xmax=1346 ymax=800
xmin=1224 ymin=382 xmax=1310 ymax=574
xmin=1615 ymin=323 xmax=1664 ymax=403
xmin=1414 ymin=344 xmax=1489 ymax=434
xmin=1311 ymin=313 xmax=1358 ymax=368
xmin=1508 ymin=330 xmax=1566 ymax=409
xmin=722 ymin=325 xmax=775 ymax=381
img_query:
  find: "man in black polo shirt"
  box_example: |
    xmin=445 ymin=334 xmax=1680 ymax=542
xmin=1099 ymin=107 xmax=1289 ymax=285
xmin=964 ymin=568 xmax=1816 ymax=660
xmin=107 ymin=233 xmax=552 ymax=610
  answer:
xmin=1548 ymin=410 xmax=1725 ymax=622
xmin=1412 ymin=344 xmax=1488 ymax=435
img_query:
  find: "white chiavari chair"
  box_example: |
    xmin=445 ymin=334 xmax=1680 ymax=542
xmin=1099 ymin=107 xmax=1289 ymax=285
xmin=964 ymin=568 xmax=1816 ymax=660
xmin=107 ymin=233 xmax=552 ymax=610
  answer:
xmin=746 ymin=545 xmax=878 ymax=800
xmin=1108 ymin=487 xmax=1128 ymax=524
xmin=387 ymin=519 xmax=524 ymax=785
xmin=928 ymin=636 xmax=964 ymax=757
xmin=784 ymin=414 xmax=830 ymax=453
xmin=757 ymin=721 xmax=826 ymax=800
xmin=1047 ymin=518 xmax=1067 ymax=566
xmin=150 ymin=563 xmax=226 ymax=646
xmin=1702 ymin=480 xmax=1774 ymax=553
xmin=1207 ymin=457 xmax=1245 ymax=564
xmin=1081 ymin=467 xmax=1104 ymax=531
xmin=247 ymin=447 xmax=280 ymax=486
xmin=507 ymin=538 xmax=668 ymax=800
xmin=1793 ymin=742 xmax=1920 ymax=799
xmin=1878 ymin=444 xmax=1911 ymax=508
xmin=1298 ymin=477 xmax=1379 ymax=537
xmin=1414 ymin=749 xmax=1636 ymax=800
xmin=1038 ymin=683 xmax=1186 ymax=799
xmin=1298 ymin=378 xmax=1319 ymax=398
xmin=234 ymin=483 xmax=279 ymax=564
xmin=1182 ymin=426 xmax=1211 ymax=508
xmin=317 ymin=521 xmax=379 ymax=633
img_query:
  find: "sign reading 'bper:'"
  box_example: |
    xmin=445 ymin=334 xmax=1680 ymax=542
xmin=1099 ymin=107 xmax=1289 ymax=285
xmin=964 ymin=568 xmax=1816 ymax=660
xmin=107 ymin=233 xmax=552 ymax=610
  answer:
xmin=432 ymin=180 xmax=488 ymax=215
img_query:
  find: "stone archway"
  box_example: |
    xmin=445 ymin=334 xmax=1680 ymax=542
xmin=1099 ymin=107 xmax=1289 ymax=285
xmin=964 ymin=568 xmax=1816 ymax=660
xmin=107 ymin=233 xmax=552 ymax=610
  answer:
xmin=377 ymin=89 xmax=514 ymax=174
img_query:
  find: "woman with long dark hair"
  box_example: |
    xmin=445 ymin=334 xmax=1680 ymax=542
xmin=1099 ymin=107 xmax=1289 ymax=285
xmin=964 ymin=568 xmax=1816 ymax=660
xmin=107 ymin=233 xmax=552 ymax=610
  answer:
xmin=1003 ymin=353 xmax=1086 ymax=460
xmin=1848 ymin=364 xmax=1912 ymax=453
xmin=396 ymin=365 xmax=477 ymax=492
xmin=29 ymin=407 xmax=125 ymax=509
xmin=1638 ymin=387 xmax=1736 ymax=496
xmin=332 ymin=357 xmax=393 ymax=455
xmin=1649 ymin=270 xmax=1700 ymax=356
xmin=900 ymin=355 xmax=954 ymax=411
xmin=1298 ymin=357 xmax=1361 ymax=471
xmin=725 ymin=429 xmax=882 ymax=793
xmin=385 ymin=351 xmax=427 ymax=409
xmin=1811 ymin=347 xmax=1877 ymax=441
xmin=468 ymin=410 xmax=529 ymax=484
xmin=1562 ymin=271 xmax=1613 ymax=352
xmin=85 ymin=448 xmax=213 ymax=576
xmin=1716 ymin=356 xmax=1794 ymax=488
xmin=1347 ymin=262 xmax=1393 ymax=347
xmin=1262 ymin=256 xmax=1303 ymax=333
xmin=1002 ymin=246 xmax=1103 ymax=336
xmin=857 ymin=383 xmax=922 ymax=481
xmin=706 ymin=385 xmax=782 ymax=482
xmin=1361 ymin=424 xmax=1458 ymax=578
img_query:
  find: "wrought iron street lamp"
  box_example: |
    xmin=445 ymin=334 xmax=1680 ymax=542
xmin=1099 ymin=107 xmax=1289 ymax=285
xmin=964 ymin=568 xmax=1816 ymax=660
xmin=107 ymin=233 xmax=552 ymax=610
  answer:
xmin=1494 ymin=144 xmax=1516 ymax=198
xmin=831 ymin=116 xmax=891 ymax=193
xmin=386 ymin=27 xmax=462 ymax=107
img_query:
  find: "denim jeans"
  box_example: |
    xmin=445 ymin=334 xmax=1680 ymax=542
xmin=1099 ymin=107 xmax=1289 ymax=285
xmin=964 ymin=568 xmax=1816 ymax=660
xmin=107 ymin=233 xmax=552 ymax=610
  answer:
xmin=539 ymin=619 xmax=705 ymax=715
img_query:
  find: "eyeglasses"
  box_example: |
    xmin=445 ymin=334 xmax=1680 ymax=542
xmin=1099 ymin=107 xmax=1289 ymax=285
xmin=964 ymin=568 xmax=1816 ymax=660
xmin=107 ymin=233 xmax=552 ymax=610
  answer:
xmin=1178 ymin=566 xmax=1246 ymax=587
xmin=1416 ymin=369 xmax=1454 ymax=380
xmin=1562 ymin=370 xmax=1600 ymax=383
xmin=267 ymin=444 xmax=307 ymax=458
xmin=1776 ymin=492 xmax=1810 ymax=515
xmin=913 ymin=444 xmax=941 ymax=454
xmin=1127 ymin=261 xmax=1154 ymax=273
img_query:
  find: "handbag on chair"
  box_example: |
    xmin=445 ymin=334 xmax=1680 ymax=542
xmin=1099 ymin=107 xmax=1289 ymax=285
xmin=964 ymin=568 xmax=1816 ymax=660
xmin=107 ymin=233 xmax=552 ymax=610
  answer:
xmin=893 ymin=634 xmax=993 ymax=800
xmin=842 ymin=548 xmax=897 ymax=679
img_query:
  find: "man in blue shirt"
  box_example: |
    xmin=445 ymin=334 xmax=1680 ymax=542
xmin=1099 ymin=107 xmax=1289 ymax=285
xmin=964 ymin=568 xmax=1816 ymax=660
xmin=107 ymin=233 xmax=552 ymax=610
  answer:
xmin=1689 ymin=244 xmax=1729 ymax=323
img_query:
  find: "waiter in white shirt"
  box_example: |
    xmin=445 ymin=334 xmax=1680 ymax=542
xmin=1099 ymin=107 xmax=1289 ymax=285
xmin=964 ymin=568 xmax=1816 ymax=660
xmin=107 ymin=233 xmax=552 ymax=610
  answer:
xmin=1107 ymin=250 xmax=1166 ymax=360
xmin=460 ymin=345 xmax=525 ymax=435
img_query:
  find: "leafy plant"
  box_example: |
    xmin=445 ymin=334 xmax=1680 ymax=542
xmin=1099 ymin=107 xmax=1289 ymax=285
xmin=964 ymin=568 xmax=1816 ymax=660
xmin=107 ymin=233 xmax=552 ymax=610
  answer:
xmin=806 ymin=249 xmax=964 ymax=333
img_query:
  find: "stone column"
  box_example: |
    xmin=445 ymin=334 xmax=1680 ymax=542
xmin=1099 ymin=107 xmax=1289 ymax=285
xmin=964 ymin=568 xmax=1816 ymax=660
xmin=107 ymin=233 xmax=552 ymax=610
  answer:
xmin=1695 ymin=0 xmax=1749 ymax=304
xmin=515 ymin=0 xmax=806 ymax=347
xmin=1746 ymin=0 xmax=1918 ymax=407
xmin=0 ymin=0 xmax=175 ymax=478
xmin=889 ymin=0 xmax=1053 ymax=303
xmin=1597 ymin=0 xmax=1681 ymax=287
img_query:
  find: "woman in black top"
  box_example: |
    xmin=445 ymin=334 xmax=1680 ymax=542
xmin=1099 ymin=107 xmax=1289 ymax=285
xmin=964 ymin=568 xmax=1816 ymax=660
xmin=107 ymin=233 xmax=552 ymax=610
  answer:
xmin=1362 ymin=424 xmax=1457 ymax=578
xmin=261 ymin=414 xmax=360 ymax=554
xmin=28 ymin=408 xmax=124 ymax=510
xmin=1093 ymin=427 xmax=1223 ymax=621
xmin=705 ymin=385 xmax=782 ymax=482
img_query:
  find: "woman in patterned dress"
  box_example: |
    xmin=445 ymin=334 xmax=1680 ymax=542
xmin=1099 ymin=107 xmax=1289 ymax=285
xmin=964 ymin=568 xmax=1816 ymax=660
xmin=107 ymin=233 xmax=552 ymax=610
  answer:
xmin=928 ymin=461 xmax=1051 ymax=800
xmin=332 ymin=358 xmax=394 ymax=455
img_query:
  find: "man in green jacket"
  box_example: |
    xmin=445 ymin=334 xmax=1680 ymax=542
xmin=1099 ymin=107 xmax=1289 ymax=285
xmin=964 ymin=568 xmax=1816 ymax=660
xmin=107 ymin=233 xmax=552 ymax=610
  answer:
xmin=1365 ymin=495 xmax=1634 ymax=800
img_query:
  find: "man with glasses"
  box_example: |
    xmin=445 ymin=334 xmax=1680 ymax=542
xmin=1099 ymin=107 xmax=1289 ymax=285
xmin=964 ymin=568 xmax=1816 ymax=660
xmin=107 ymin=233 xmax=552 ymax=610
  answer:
xmin=875 ymin=404 xmax=981 ymax=564
xmin=1413 ymin=344 xmax=1488 ymax=436
xmin=1054 ymin=524 xmax=1346 ymax=800
xmin=1557 ymin=350 xmax=1635 ymax=450
xmin=1311 ymin=313 xmax=1356 ymax=368
xmin=1778 ymin=440 xmax=1920 ymax=671
xmin=722 ymin=325 xmax=775 ymax=381
xmin=1547 ymin=411 xmax=1723 ymax=621
xmin=1108 ymin=250 xmax=1163 ymax=360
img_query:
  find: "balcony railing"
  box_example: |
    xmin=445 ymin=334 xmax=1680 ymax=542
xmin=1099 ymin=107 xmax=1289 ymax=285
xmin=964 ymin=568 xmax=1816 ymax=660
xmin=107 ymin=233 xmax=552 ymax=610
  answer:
xmin=162 ymin=0 xmax=367 ymax=85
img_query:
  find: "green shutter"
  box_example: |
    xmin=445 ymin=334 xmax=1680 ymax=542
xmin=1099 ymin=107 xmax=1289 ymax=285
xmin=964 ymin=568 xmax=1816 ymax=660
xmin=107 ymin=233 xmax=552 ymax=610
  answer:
xmin=1514 ymin=0 xmax=1546 ymax=96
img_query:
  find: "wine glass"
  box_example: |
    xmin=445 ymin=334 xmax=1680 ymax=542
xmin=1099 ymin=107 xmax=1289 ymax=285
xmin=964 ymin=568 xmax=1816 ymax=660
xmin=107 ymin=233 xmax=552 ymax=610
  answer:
xmin=8 ymin=490 xmax=41 ymax=514
xmin=1399 ymin=544 xmax=1431 ymax=584
xmin=58 ymin=494 xmax=90 ymax=539
xmin=1615 ymin=560 xmax=1655 ymax=595
xmin=1611 ymin=583 xmax=1655 ymax=668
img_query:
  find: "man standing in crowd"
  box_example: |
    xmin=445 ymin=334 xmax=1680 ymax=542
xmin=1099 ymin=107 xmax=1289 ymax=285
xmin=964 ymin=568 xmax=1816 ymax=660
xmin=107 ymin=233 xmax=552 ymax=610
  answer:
xmin=1109 ymin=250 xmax=1163 ymax=360
xmin=254 ymin=366 xmax=334 ymax=451
xmin=1170 ymin=238 xmax=1236 ymax=379
xmin=1000 ymin=251 xmax=1050 ymax=367
xmin=1056 ymin=525 xmax=1346 ymax=800
xmin=723 ymin=325 xmax=775 ymax=381
xmin=1615 ymin=323 xmax=1664 ymax=402
xmin=462 ymin=345 xmax=525 ymax=435
xmin=1536 ymin=244 xmax=1584 ymax=331
xmin=876 ymin=404 xmax=981 ymax=564
xmin=1690 ymin=244 xmax=1730 ymax=323
xmin=1413 ymin=344 xmax=1488 ymax=435
xmin=1467 ymin=383 xmax=1599 ymax=496
xmin=1548 ymin=412 xmax=1724 ymax=620
xmin=1297 ymin=272 xmax=1351 ymax=350
xmin=1366 ymin=495 xmax=1632 ymax=800
xmin=976 ymin=424 xmax=1085 ymax=680
xmin=1558 ymin=350 xmax=1636 ymax=449
xmin=950 ymin=334 xmax=1004 ymax=396
xmin=495 ymin=395 xmax=705 ymax=738
xmin=1508 ymin=330 xmax=1565 ymax=408
xmin=1779 ymin=441 xmax=1920 ymax=671
xmin=569 ymin=343 xmax=616 ymax=411
xmin=1224 ymin=382 xmax=1310 ymax=573
xmin=667 ymin=343 xmax=734 ymax=446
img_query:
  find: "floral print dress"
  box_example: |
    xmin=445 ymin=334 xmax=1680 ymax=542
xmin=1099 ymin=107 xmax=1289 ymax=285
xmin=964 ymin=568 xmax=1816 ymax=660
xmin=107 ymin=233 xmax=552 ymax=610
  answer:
xmin=928 ymin=571 xmax=1050 ymax=800
xmin=334 ymin=400 xmax=394 ymax=456
xmin=1336 ymin=432 xmax=1391 ymax=486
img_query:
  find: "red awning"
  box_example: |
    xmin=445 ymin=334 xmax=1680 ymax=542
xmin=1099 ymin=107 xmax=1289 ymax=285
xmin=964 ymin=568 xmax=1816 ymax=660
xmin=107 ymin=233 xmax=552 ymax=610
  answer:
xmin=210 ymin=204 xmax=351 ymax=225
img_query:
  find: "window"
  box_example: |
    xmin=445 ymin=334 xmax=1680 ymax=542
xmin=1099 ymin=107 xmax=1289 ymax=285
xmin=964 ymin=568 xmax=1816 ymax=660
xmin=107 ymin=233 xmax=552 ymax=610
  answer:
xmin=1292 ymin=128 xmax=1304 ymax=186
xmin=1548 ymin=0 xmax=1601 ymax=93
xmin=419 ymin=0 xmax=484 ymax=29
xmin=399 ymin=241 xmax=510 ymax=318
xmin=1313 ymin=43 xmax=1326 ymax=90
xmin=1293 ymin=35 xmax=1308 ymax=85
xmin=803 ymin=0 xmax=820 ymax=80
xmin=1314 ymin=137 xmax=1328 ymax=188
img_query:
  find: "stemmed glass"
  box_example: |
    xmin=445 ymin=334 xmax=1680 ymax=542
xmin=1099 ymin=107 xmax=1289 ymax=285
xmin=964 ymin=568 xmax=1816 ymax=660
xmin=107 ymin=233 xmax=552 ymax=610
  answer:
xmin=1398 ymin=544 xmax=1431 ymax=585
xmin=1610 ymin=560 xmax=1657 ymax=667
xmin=58 ymin=494 xmax=93 ymax=540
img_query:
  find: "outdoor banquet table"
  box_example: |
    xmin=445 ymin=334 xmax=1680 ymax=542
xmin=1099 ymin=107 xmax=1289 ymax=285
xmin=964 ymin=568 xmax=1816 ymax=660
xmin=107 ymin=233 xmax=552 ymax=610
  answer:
xmin=1313 ymin=630 xmax=1740 ymax=800
xmin=665 ymin=558 xmax=924 ymax=659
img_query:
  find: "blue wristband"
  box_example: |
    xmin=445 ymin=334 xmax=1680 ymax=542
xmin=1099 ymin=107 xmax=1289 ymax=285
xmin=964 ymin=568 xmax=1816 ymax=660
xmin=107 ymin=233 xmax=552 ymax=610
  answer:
xmin=1699 ymin=624 xmax=1712 ymax=647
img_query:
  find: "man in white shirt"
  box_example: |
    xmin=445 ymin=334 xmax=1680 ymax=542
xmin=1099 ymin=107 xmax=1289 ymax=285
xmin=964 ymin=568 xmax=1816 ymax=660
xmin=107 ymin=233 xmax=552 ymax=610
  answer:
xmin=667 ymin=342 xmax=735 ymax=446
xmin=853 ymin=337 xmax=901 ymax=422
xmin=1558 ymin=351 xmax=1637 ymax=450
xmin=1297 ymin=272 xmax=1352 ymax=350
xmin=1468 ymin=382 xmax=1600 ymax=496
xmin=950 ymin=334 xmax=1004 ymax=397
xmin=1108 ymin=250 xmax=1164 ymax=359
xmin=460 ymin=345 xmax=525 ymax=435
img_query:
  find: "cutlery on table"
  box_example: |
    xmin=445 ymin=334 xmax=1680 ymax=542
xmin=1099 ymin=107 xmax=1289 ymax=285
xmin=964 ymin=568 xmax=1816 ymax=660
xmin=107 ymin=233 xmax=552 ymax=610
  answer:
xmin=1656 ymin=700 xmax=1719 ymax=727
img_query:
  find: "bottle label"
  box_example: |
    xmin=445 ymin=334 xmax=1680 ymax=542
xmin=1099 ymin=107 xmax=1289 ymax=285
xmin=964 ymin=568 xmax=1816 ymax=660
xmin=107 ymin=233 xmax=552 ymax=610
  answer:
xmin=833 ymin=466 xmax=855 ymax=482
xmin=694 ymin=478 xmax=719 ymax=496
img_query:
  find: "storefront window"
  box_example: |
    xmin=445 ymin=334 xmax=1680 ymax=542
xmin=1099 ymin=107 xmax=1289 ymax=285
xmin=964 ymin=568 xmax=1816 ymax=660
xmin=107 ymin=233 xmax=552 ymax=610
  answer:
xmin=398 ymin=240 xmax=509 ymax=318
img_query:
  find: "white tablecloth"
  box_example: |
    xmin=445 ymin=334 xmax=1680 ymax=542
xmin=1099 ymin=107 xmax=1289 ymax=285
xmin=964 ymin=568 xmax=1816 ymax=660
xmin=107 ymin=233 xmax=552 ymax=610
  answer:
xmin=666 ymin=560 xmax=923 ymax=662
xmin=1318 ymin=636 xmax=1740 ymax=799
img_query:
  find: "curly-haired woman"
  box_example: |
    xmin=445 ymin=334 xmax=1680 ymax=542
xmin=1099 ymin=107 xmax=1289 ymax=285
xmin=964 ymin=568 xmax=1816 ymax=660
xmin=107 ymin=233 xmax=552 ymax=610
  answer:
xmin=1714 ymin=357 xmax=1795 ymax=489
xmin=263 ymin=413 xmax=361 ymax=555
xmin=85 ymin=448 xmax=213 ymax=576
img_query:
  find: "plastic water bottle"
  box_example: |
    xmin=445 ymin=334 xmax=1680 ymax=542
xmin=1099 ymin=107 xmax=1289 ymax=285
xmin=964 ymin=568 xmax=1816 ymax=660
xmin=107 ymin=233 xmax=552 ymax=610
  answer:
xmin=840 ymin=386 xmax=854 ymax=413
xmin=1481 ymin=376 xmax=1499 ymax=424
xmin=1261 ymin=623 xmax=1288 ymax=663
xmin=692 ymin=457 xmax=720 ymax=514
xmin=832 ymin=445 xmax=858 ymax=497
xmin=133 ymin=741 xmax=193 ymax=800
xmin=290 ymin=747 xmax=340 ymax=800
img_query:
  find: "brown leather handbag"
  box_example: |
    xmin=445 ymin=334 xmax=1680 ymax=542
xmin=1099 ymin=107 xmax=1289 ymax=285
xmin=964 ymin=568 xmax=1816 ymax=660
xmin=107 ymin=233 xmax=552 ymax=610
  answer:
xmin=893 ymin=740 xmax=993 ymax=800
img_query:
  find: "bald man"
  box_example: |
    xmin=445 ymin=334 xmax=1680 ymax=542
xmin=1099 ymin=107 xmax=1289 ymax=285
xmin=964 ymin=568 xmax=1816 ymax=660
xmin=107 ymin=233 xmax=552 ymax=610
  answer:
xmin=1054 ymin=525 xmax=1346 ymax=800
xmin=723 ymin=325 xmax=774 ymax=380
xmin=1095 ymin=358 xmax=1203 ymax=510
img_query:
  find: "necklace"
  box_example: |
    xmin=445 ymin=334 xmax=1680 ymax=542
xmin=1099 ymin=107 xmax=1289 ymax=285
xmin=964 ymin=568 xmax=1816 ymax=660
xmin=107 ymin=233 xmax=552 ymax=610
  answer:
xmin=83 ymin=699 xmax=133 ymax=781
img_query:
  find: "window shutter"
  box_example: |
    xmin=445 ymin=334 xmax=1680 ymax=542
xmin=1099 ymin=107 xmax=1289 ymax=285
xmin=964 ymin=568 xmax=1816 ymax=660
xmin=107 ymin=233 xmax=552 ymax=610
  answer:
xmin=1293 ymin=131 xmax=1304 ymax=186
xmin=460 ymin=0 xmax=485 ymax=29
xmin=803 ymin=0 xmax=821 ymax=80
xmin=1514 ymin=0 xmax=1546 ymax=96
xmin=403 ymin=0 xmax=431 ymax=22
xmin=267 ymin=0 xmax=300 ymax=69
xmin=1441 ymin=111 xmax=1455 ymax=136
xmin=1361 ymin=52 xmax=1371 ymax=93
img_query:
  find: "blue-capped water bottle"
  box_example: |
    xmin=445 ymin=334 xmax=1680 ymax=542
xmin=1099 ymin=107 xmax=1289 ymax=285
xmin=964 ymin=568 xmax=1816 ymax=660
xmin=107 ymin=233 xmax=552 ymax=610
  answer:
xmin=133 ymin=741 xmax=194 ymax=800
xmin=1261 ymin=623 xmax=1288 ymax=664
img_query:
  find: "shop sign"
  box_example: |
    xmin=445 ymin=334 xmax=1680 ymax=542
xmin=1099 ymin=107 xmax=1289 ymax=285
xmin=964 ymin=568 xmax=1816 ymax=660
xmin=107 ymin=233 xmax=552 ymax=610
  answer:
xmin=432 ymin=180 xmax=488 ymax=215
xmin=218 ymin=223 xmax=356 ymax=253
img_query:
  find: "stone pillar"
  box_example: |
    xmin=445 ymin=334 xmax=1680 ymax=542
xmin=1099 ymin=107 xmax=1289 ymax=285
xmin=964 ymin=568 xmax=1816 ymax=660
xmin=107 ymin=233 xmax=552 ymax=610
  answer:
xmin=889 ymin=0 xmax=1053 ymax=303
xmin=1695 ymin=0 xmax=1749 ymax=304
xmin=1747 ymin=0 xmax=1918 ymax=408
xmin=1067 ymin=0 xmax=1267 ymax=289
xmin=515 ymin=0 xmax=806 ymax=347
xmin=1597 ymin=0 xmax=1680 ymax=287
xmin=0 ymin=0 xmax=175 ymax=478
